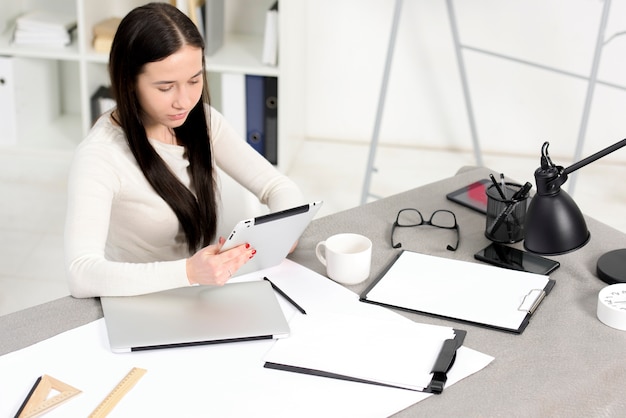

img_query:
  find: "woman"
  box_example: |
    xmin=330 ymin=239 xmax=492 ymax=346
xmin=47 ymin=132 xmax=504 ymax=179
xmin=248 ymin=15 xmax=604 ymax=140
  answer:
xmin=64 ymin=3 xmax=303 ymax=298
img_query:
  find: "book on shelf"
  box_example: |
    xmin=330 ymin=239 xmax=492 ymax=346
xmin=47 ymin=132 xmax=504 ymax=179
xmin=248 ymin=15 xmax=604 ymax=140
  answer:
xmin=92 ymin=17 xmax=121 ymax=54
xmin=262 ymin=1 xmax=278 ymax=66
xmin=12 ymin=10 xmax=77 ymax=47
xmin=174 ymin=0 xmax=223 ymax=55
xmin=187 ymin=0 xmax=206 ymax=35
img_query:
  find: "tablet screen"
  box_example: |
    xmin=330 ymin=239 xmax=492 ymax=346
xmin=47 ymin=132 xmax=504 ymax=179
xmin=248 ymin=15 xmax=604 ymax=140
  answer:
xmin=446 ymin=179 xmax=489 ymax=214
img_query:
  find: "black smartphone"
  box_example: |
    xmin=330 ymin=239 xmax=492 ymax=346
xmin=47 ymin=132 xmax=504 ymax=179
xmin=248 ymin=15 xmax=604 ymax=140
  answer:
xmin=474 ymin=242 xmax=560 ymax=275
xmin=446 ymin=179 xmax=490 ymax=214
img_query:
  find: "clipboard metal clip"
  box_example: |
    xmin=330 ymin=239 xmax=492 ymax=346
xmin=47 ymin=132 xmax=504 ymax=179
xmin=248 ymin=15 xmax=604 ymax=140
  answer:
xmin=426 ymin=329 xmax=466 ymax=394
xmin=518 ymin=289 xmax=546 ymax=315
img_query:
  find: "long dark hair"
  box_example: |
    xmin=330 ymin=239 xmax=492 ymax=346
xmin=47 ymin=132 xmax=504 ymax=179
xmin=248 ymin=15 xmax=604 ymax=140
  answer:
xmin=109 ymin=2 xmax=217 ymax=253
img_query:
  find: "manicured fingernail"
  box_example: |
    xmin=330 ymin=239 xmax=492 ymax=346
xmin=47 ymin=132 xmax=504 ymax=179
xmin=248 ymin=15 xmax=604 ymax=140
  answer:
xmin=245 ymin=243 xmax=250 ymax=249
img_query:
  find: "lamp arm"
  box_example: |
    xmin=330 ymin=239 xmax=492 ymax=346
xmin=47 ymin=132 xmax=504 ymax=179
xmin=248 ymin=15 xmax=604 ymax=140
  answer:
xmin=563 ymin=138 xmax=626 ymax=175
xmin=535 ymin=138 xmax=626 ymax=196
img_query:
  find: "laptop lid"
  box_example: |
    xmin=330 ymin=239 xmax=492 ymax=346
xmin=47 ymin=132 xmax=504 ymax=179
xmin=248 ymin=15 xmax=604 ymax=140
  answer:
xmin=220 ymin=201 xmax=323 ymax=276
xmin=101 ymin=280 xmax=290 ymax=353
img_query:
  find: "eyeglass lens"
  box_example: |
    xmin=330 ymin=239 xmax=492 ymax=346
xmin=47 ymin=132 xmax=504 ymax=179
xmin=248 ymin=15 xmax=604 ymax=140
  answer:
xmin=396 ymin=209 xmax=456 ymax=228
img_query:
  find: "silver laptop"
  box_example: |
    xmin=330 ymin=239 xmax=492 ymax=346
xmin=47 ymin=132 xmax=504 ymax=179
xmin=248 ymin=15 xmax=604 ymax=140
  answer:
xmin=220 ymin=201 xmax=323 ymax=276
xmin=101 ymin=280 xmax=290 ymax=353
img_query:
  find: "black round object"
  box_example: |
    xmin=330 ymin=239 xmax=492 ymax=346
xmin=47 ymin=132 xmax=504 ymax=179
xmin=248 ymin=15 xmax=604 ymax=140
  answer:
xmin=597 ymin=249 xmax=626 ymax=284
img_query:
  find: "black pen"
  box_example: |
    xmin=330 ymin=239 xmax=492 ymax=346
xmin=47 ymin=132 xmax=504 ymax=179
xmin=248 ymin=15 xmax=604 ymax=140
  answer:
xmin=512 ymin=182 xmax=532 ymax=200
xmin=499 ymin=173 xmax=508 ymax=199
xmin=489 ymin=204 xmax=514 ymax=238
xmin=489 ymin=173 xmax=507 ymax=200
xmin=14 ymin=376 xmax=42 ymax=418
xmin=263 ymin=277 xmax=307 ymax=315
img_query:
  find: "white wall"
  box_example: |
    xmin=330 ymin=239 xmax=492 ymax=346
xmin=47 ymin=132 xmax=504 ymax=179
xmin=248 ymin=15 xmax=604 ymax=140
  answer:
xmin=303 ymin=0 xmax=626 ymax=163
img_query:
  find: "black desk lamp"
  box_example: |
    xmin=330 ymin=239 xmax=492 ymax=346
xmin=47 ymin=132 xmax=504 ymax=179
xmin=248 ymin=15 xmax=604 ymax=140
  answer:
xmin=524 ymin=139 xmax=626 ymax=284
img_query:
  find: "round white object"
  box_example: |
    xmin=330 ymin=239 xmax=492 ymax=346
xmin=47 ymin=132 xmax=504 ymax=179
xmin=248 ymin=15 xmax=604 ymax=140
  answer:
xmin=597 ymin=283 xmax=626 ymax=331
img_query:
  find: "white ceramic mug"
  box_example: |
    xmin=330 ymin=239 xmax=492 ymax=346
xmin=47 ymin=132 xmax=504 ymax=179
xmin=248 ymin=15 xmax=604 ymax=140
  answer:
xmin=315 ymin=233 xmax=372 ymax=285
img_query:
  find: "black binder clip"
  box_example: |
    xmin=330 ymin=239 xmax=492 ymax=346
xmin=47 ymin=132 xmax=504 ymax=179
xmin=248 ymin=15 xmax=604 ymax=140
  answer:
xmin=426 ymin=329 xmax=466 ymax=394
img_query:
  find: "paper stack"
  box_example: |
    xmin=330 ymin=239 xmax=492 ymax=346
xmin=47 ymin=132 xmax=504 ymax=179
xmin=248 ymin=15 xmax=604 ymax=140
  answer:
xmin=13 ymin=10 xmax=77 ymax=47
xmin=93 ymin=17 xmax=121 ymax=53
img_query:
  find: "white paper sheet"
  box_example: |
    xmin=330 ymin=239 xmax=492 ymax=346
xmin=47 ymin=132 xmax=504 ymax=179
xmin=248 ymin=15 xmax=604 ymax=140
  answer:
xmin=364 ymin=251 xmax=552 ymax=331
xmin=0 ymin=260 xmax=494 ymax=417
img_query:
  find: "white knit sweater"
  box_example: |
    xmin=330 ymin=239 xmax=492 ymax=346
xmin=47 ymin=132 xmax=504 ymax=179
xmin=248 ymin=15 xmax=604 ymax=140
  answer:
xmin=64 ymin=107 xmax=302 ymax=297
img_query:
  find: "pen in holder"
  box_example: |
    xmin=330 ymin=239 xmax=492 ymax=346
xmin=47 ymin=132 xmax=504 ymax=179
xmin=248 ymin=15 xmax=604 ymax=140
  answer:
xmin=485 ymin=182 xmax=530 ymax=244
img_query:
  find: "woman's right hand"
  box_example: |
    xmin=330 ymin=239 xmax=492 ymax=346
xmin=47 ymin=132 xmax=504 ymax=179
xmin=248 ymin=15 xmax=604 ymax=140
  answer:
xmin=186 ymin=237 xmax=256 ymax=286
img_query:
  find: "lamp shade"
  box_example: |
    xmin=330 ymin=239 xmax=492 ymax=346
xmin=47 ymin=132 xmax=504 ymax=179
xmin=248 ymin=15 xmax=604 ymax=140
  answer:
xmin=524 ymin=188 xmax=590 ymax=255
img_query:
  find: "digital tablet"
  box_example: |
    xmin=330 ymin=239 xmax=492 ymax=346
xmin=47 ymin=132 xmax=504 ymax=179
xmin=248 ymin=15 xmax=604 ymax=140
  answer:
xmin=446 ymin=179 xmax=490 ymax=214
xmin=220 ymin=201 xmax=323 ymax=276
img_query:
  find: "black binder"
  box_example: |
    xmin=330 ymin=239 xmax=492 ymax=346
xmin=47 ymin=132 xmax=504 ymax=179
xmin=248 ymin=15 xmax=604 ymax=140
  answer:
xmin=245 ymin=75 xmax=265 ymax=157
xmin=264 ymin=328 xmax=465 ymax=394
xmin=360 ymin=251 xmax=556 ymax=334
xmin=263 ymin=76 xmax=278 ymax=165
xmin=90 ymin=85 xmax=114 ymax=125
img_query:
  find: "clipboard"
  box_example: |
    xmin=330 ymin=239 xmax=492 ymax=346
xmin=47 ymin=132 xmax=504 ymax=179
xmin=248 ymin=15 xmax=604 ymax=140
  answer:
xmin=360 ymin=251 xmax=556 ymax=334
xmin=262 ymin=312 xmax=466 ymax=394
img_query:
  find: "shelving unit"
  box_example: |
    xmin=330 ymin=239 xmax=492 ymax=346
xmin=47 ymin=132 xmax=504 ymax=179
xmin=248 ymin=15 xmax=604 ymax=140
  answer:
xmin=0 ymin=0 xmax=305 ymax=171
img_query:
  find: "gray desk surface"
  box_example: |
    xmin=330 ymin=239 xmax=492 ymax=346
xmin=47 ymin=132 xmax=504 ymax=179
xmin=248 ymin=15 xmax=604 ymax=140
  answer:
xmin=2 ymin=167 xmax=626 ymax=417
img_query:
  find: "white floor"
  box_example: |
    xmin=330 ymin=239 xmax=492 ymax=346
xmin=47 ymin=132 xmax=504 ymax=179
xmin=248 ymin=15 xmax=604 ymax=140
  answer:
xmin=2 ymin=139 xmax=625 ymax=316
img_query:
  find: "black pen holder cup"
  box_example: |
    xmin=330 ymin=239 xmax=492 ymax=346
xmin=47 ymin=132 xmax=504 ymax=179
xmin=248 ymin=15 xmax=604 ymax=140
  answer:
xmin=485 ymin=183 xmax=528 ymax=244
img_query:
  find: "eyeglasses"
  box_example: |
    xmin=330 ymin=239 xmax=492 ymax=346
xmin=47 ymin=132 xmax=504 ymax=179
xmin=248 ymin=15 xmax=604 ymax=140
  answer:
xmin=391 ymin=208 xmax=460 ymax=251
